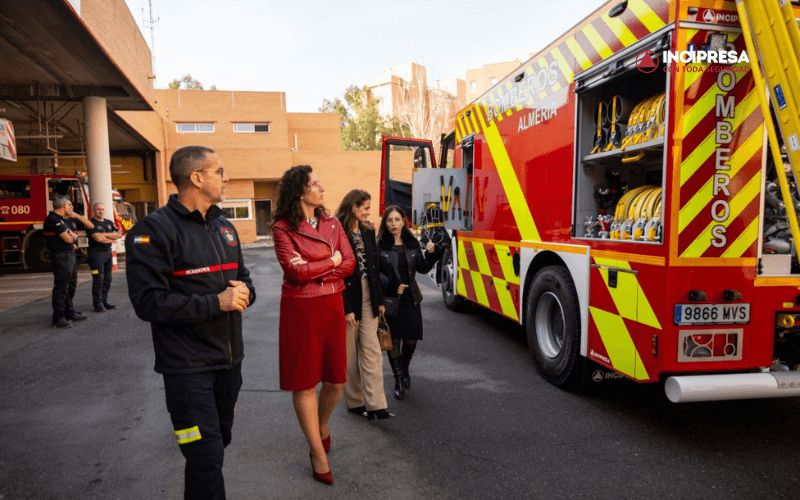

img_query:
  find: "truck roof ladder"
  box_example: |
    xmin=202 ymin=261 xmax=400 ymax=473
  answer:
xmin=736 ymin=0 xmax=800 ymax=257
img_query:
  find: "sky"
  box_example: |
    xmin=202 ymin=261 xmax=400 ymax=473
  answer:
xmin=123 ymin=0 xmax=605 ymax=113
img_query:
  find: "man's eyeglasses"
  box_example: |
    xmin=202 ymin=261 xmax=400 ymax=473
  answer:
xmin=197 ymin=167 xmax=225 ymax=177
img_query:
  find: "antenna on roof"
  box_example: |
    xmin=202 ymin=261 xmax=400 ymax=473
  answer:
xmin=142 ymin=0 xmax=159 ymax=86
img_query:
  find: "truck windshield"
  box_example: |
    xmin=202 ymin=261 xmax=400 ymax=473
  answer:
xmin=49 ymin=179 xmax=85 ymax=215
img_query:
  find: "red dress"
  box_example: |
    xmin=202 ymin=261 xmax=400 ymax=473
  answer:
xmin=279 ymin=293 xmax=346 ymax=390
xmin=273 ymin=216 xmax=355 ymax=391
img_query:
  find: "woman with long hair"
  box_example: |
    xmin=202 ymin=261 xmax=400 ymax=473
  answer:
xmin=335 ymin=190 xmax=394 ymax=420
xmin=377 ymin=205 xmax=440 ymax=400
xmin=271 ymin=165 xmax=355 ymax=485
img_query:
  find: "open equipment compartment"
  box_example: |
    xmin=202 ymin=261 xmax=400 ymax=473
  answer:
xmin=573 ymin=31 xmax=671 ymax=245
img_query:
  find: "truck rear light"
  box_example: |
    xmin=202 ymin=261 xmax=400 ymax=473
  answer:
xmin=688 ymin=289 xmax=707 ymax=301
xmin=678 ymin=329 xmax=742 ymax=362
xmin=723 ymin=289 xmax=743 ymax=301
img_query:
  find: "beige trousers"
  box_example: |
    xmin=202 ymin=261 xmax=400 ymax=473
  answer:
xmin=344 ymin=277 xmax=388 ymax=411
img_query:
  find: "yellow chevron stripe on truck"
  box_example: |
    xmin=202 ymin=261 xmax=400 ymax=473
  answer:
xmin=678 ymin=124 xmax=763 ymax=234
xmin=479 ymin=117 xmax=541 ymax=242
xmin=495 ymin=244 xmax=520 ymax=285
xmin=593 ymin=257 xmax=662 ymax=331
xmin=590 ymin=306 xmax=650 ymax=381
xmin=627 ymin=0 xmax=664 ymax=32
xmin=680 ymin=167 xmax=762 ymax=258
xmin=600 ymin=11 xmax=638 ymax=47
xmin=458 ymin=239 xmax=520 ymax=321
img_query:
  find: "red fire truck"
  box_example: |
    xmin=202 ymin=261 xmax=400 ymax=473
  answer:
xmin=381 ymin=0 xmax=800 ymax=402
xmin=0 ymin=174 xmax=91 ymax=270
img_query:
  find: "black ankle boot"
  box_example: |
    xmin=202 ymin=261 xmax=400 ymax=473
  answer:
xmin=401 ymin=356 xmax=411 ymax=390
xmin=401 ymin=344 xmax=416 ymax=390
xmin=388 ymin=356 xmax=405 ymax=400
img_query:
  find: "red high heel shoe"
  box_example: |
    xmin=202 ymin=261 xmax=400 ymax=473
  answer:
xmin=321 ymin=434 xmax=331 ymax=453
xmin=309 ymin=452 xmax=333 ymax=485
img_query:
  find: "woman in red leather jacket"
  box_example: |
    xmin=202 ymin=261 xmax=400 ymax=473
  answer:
xmin=272 ymin=165 xmax=355 ymax=485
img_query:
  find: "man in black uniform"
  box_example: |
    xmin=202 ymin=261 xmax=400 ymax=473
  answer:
xmin=85 ymin=203 xmax=121 ymax=312
xmin=126 ymin=145 xmax=255 ymax=500
xmin=43 ymin=195 xmax=94 ymax=328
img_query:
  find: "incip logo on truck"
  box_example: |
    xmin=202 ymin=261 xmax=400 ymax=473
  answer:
xmin=697 ymin=8 xmax=739 ymax=25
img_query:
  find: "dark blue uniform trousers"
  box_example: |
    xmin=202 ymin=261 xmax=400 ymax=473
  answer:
xmin=51 ymin=251 xmax=77 ymax=322
xmin=89 ymin=247 xmax=113 ymax=307
xmin=163 ymin=363 xmax=242 ymax=500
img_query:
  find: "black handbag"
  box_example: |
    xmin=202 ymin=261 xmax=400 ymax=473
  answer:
xmin=383 ymin=295 xmax=400 ymax=317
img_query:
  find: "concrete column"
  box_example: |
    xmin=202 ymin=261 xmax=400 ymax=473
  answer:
xmin=82 ymin=96 xmax=113 ymax=220
xmin=155 ymin=150 xmax=168 ymax=207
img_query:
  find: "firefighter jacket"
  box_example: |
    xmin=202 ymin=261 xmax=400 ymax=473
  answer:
xmin=125 ymin=195 xmax=256 ymax=374
xmin=272 ymin=215 xmax=355 ymax=299
xmin=377 ymin=232 xmax=440 ymax=306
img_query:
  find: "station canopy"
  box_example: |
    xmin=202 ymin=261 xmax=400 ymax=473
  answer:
xmin=0 ymin=0 xmax=157 ymax=164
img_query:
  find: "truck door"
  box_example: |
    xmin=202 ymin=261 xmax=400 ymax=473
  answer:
xmin=47 ymin=177 xmax=89 ymax=251
xmin=47 ymin=178 xmax=86 ymax=216
xmin=380 ymin=137 xmax=436 ymax=221
xmin=380 ymin=136 xmax=471 ymax=232
xmin=588 ymin=260 xmax=648 ymax=381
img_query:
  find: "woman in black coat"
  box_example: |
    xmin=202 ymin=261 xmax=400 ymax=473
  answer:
xmin=336 ymin=190 xmax=393 ymax=420
xmin=377 ymin=205 xmax=440 ymax=400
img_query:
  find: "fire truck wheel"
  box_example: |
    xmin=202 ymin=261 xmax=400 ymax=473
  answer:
xmin=526 ymin=266 xmax=582 ymax=388
xmin=441 ymin=247 xmax=466 ymax=312
xmin=27 ymin=237 xmax=51 ymax=271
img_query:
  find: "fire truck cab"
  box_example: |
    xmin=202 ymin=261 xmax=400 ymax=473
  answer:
xmin=380 ymin=0 xmax=800 ymax=402
xmin=0 ymin=175 xmax=91 ymax=269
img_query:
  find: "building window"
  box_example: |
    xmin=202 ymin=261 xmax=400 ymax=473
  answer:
xmin=470 ymin=81 xmax=477 ymax=93
xmin=490 ymin=77 xmax=498 ymax=86
xmin=176 ymin=123 xmax=215 ymax=133
xmin=220 ymin=199 xmax=251 ymax=220
xmin=234 ymin=123 xmax=270 ymax=133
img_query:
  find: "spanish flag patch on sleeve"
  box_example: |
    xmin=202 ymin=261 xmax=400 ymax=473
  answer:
xmin=134 ymin=236 xmax=150 ymax=244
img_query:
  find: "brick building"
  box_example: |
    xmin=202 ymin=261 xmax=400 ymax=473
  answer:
xmin=1 ymin=0 xmax=516 ymax=249
xmin=149 ymin=89 xmax=384 ymax=242
xmin=465 ymin=60 xmax=523 ymax=103
xmin=0 ymin=0 xmax=385 ymax=246
xmin=366 ymin=63 xmax=466 ymax=150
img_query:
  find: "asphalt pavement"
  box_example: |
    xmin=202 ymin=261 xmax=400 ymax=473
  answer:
xmin=1 ymin=248 xmax=800 ymax=499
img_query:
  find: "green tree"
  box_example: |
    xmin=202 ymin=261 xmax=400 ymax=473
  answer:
xmin=320 ymin=85 xmax=406 ymax=151
xmin=167 ymin=74 xmax=217 ymax=90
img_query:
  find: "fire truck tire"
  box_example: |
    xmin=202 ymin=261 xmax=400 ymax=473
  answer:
xmin=27 ymin=237 xmax=51 ymax=271
xmin=441 ymin=247 xmax=467 ymax=312
xmin=526 ymin=265 xmax=582 ymax=388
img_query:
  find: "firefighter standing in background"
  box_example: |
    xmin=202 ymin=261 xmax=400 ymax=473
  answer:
xmin=126 ymin=146 xmax=255 ymax=500
xmin=44 ymin=195 xmax=94 ymax=329
xmin=85 ymin=202 xmax=121 ymax=312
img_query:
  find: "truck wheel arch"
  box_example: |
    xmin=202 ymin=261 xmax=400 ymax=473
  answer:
xmin=24 ymin=231 xmax=51 ymax=271
xmin=520 ymin=250 xmax=569 ymax=319
xmin=525 ymin=265 xmax=583 ymax=388
xmin=519 ymin=246 xmax=591 ymax=360
xmin=441 ymin=244 xmax=468 ymax=312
